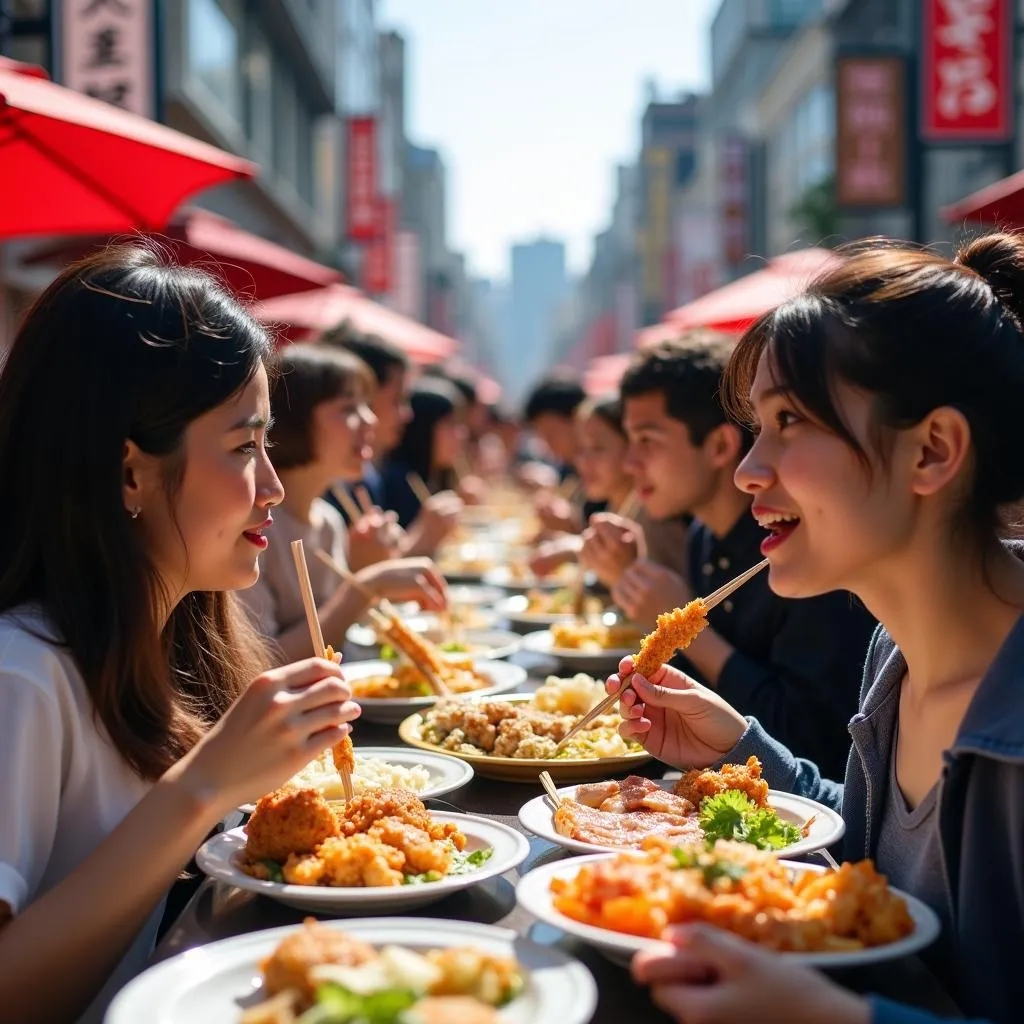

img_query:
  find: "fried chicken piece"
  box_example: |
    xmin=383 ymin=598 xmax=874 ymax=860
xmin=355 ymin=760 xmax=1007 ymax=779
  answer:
xmin=339 ymin=788 xmax=434 ymax=835
xmin=633 ymin=599 xmax=708 ymax=679
xmin=332 ymin=734 xmax=355 ymax=777
xmin=369 ymin=816 xmax=453 ymax=874
xmin=246 ymin=786 xmax=340 ymax=863
xmin=492 ymin=717 xmax=537 ymax=758
xmin=674 ymin=756 xmax=770 ymax=808
xmin=314 ymin=834 xmax=406 ymax=886
xmin=261 ymin=918 xmax=375 ymax=1002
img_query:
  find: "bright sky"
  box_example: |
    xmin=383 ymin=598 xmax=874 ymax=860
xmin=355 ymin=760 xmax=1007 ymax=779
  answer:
xmin=379 ymin=0 xmax=719 ymax=281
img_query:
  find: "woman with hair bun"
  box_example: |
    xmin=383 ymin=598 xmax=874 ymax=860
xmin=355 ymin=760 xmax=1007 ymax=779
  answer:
xmin=608 ymin=233 xmax=1024 ymax=1024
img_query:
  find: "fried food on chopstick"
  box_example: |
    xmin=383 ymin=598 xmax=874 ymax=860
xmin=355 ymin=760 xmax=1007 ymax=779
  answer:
xmin=633 ymin=599 xmax=708 ymax=678
xmin=372 ymin=609 xmax=450 ymax=694
xmin=332 ymin=734 xmax=355 ymax=777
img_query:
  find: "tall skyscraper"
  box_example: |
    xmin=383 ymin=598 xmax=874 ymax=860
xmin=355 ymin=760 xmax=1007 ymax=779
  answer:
xmin=509 ymin=238 xmax=567 ymax=395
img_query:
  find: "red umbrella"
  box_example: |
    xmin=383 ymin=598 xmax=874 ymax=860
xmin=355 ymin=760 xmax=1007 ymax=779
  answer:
xmin=257 ymin=283 xmax=458 ymax=364
xmin=660 ymin=248 xmax=843 ymax=335
xmin=0 ymin=56 xmax=49 ymax=79
xmin=22 ymin=208 xmax=342 ymax=300
xmin=0 ymin=67 xmax=255 ymax=239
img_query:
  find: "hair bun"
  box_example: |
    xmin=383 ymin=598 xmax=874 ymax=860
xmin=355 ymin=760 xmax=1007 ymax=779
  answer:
xmin=955 ymin=232 xmax=1024 ymax=330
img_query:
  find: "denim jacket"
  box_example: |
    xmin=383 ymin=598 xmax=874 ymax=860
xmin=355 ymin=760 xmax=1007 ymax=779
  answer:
xmin=724 ymin=601 xmax=1024 ymax=1024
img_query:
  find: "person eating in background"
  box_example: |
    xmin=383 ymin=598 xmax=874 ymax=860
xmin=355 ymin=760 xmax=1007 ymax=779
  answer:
xmin=240 ymin=344 xmax=447 ymax=663
xmin=379 ymin=377 xmax=470 ymax=548
xmin=581 ymin=333 xmax=875 ymax=777
xmin=320 ymin=324 xmax=463 ymax=556
xmin=521 ymin=373 xmax=590 ymax=534
xmin=530 ymin=394 xmax=635 ymax=578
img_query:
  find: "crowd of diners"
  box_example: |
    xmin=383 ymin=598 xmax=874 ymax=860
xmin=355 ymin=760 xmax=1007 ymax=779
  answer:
xmin=1 ymin=231 xmax=1023 ymax=1024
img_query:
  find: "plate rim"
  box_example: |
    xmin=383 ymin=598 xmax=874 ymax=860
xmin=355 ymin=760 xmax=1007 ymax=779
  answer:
xmin=516 ymin=783 xmax=846 ymax=858
xmin=105 ymin=917 xmax=598 ymax=1024
xmin=516 ymin=852 xmax=942 ymax=969
xmin=197 ymin=813 xmax=531 ymax=904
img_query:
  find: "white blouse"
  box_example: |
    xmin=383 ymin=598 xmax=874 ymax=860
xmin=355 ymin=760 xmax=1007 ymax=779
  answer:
xmin=0 ymin=607 xmax=163 ymax=1024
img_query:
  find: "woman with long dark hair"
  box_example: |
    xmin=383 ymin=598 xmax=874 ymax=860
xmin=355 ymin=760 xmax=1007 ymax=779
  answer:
xmin=380 ymin=377 xmax=468 ymax=530
xmin=0 ymin=246 xmax=359 ymax=1023
xmin=609 ymin=233 xmax=1024 ymax=1023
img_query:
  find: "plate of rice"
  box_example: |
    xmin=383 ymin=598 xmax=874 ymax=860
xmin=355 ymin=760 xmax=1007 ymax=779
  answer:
xmin=239 ymin=747 xmax=473 ymax=814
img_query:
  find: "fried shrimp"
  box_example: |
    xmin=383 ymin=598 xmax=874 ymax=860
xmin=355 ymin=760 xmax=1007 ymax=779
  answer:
xmin=633 ymin=599 xmax=709 ymax=678
xmin=331 ymin=734 xmax=355 ymax=777
xmin=245 ymin=786 xmax=339 ymax=863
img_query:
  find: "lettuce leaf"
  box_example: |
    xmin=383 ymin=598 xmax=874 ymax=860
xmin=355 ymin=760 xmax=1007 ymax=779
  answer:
xmin=698 ymin=790 xmax=802 ymax=851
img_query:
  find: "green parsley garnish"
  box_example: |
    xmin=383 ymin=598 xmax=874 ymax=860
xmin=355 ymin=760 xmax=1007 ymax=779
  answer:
xmin=698 ymin=790 xmax=803 ymax=851
xmin=670 ymin=846 xmax=748 ymax=885
xmin=300 ymin=982 xmax=418 ymax=1024
xmin=260 ymin=859 xmax=284 ymax=883
xmin=401 ymin=845 xmax=492 ymax=885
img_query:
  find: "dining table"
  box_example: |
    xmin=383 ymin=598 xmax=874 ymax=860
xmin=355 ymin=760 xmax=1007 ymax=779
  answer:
xmin=153 ymin=648 xmax=963 ymax=1023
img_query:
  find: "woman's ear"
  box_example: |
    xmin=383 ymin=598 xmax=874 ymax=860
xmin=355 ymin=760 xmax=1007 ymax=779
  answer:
xmin=907 ymin=406 xmax=972 ymax=497
xmin=123 ymin=439 xmax=151 ymax=517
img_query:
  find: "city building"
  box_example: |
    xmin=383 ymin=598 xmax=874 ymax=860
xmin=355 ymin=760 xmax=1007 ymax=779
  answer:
xmin=508 ymin=237 xmax=568 ymax=392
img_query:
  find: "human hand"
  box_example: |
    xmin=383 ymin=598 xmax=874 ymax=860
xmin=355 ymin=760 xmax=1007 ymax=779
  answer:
xmin=607 ymin=656 xmax=747 ymax=768
xmin=347 ymin=508 xmax=405 ymax=571
xmin=632 ymin=924 xmax=870 ymax=1024
xmin=359 ymin=557 xmax=448 ymax=612
xmin=456 ymin=474 xmax=487 ymax=506
xmin=528 ymin=536 xmax=579 ymax=577
xmin=579 ymin=513 xmax=641 ymax=588
xmin=612 ymin=560 xmax=692 ymax=628
xmin=176 ymin=657 xmax=360 ymax=812
xmin=515 ymin=460 xmax=560 ymax=492
xmin=411 ymin=491 xmax=464 ymax=551
xmin=534 ymin=493 xmax=579 ymax=534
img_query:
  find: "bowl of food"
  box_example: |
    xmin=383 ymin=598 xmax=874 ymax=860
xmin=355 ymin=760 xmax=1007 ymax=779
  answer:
xmin=516 ymin=840 xmax=941 ymax=969
xmin=517 ymin=756 xmax=845 ymax=858
xmin=346 ymin=658 xmax=527 ymax=724
xmin=398 ymin=675 xmax=652 ymax=783
xmin=521 ymin=620 xmax=645 ymax=674
xmin=198 ymin=788 xmax=530 ymax=914
xmin=106 ymin=917 xmax=598 ymax=1024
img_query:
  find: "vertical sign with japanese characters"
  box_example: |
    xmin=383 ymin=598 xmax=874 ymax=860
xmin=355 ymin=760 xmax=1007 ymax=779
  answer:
xmin=362 ymin=198 xmax=394 ymax=295
xmin=922 ymin=0 xmax=1012 ymax=141
xmin=346 ymin=117 xmax=380 ymax=241
xmin=61 ymin=0 xmax=155 ymax=119
xmin=720 ymin=136 xmax=748 ymax=266
xmin=836 ymin=57 xmax=906 ymax=207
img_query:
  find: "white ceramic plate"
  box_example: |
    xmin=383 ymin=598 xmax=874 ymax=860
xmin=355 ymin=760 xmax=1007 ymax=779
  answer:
xmin=447 ymin=583 xmax=506 ymax=608
xmin=238 ymin=746 xmax=474 ymax=814
xmin=516 ymin=854 xmax=942 ymax=969
xmin=197 ymin=813 xmax=530 ymax=914
xmin=517 ymin=782 xmax=846 ymax=858
xmin=496 ymin=594 xmax=577 ymax=632
xmin=105 ymin=917 xmax=598 ymax=1024
xmin=347 ymin=623 xmax=520 ymax=661
xmin=347 ymin=658 xmax=528 ymax=724
xmin=482 ymin=567 xmax=568 ymax=593
xmin=521 ymin=629 xmax=633 ymax=675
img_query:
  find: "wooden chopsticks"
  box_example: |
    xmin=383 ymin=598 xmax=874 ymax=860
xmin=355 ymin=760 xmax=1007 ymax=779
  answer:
xmin=539 ymin=769 xmax=563 ymax=809
xmin=553 ymin=557 xmax=770 ymax=754
xmin=290 ymin=539 xmax=354 ymax=801
xmin=407 ymin=472 xmax=433 ymax=505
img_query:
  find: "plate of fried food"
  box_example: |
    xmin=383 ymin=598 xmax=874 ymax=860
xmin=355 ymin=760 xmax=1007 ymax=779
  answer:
xmin=346 ymin=658 xmax=527 ymax=724
xmin=482 ymin=563 xmax=575 ymax=594
xmin=239 ymin=746 xmax=474 ymax=814
xmin=197 ymin=787 xmax=530 ymax=913
xmin=521 ymin=620 xmax=645 ymax=673
xmin=494 ymin=591 xmax=594 ymax=632
xmin=517 ymin=756 xmax=845 ymax=858
xmin=398 ymin=675 xmax=652 ymax=783
xmin=106 ymin=917 xmax=598 ymax=1024
xmin=347 ymin=622 xmax=521 ymax=662
xmin=516 ymin=839 xmax=941 ymax=969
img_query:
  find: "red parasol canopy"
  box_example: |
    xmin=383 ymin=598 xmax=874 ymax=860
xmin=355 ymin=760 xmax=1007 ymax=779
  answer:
xmin=257 ymin=283 xmax=458 ymax=364
xmin=22 ymin=208 xmax=341 ymax=300
xmin=0 ymin=56 xmax=49 ymax=79
xmin=658 ymin=248 xmax=843 ymax=336
xmin=942 ymin=170 xmax=1024 ymax=226
xmin=0 ymin=67 xmax=255 ymax=239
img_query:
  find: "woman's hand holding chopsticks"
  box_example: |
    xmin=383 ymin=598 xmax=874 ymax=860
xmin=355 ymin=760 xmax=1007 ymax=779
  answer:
xmin=608 ymin=656 xmax=748 ymax=769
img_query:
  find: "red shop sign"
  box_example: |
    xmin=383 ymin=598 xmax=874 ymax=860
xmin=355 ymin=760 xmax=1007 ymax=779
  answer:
xmin=363 ymin=198 xmax=394 ymax=295
xmin=921 ymin=0 xmax=1013 ymax=142
xmin=346 ymin=118 xmax=380 ymax=240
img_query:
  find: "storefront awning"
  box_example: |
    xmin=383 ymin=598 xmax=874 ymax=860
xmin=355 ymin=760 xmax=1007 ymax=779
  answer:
xmin=942 ymin=169 xmax=1024 ymax=226
xmin=257 ymin=283 xmax=458 ymax=364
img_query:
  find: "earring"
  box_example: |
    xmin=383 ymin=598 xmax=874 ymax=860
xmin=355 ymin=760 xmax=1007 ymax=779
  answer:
xmin=129 ymin=506 xmax=141 ymax=519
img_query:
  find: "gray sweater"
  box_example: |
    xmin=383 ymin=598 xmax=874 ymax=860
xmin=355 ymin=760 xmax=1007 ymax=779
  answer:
xmin=724 ymin=603 xmax=1024 ymax=1024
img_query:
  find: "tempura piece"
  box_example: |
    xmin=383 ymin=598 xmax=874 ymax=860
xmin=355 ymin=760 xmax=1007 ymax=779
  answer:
xmin=332 ymin=734 xmax=355 ymax=777
xmin=245 ymin=786 xmax=339 ymax=864
xmin=675 ymin=755 xmax=770 ymax=808
xmin=633 ymin=598 xmax=708 ymax=678
xmin=380 ymin=612 xmax=446 ymax=676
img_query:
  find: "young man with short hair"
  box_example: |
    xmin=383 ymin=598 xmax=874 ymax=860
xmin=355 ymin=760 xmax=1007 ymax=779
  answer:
xmin=581 ymin=334 xmax=875 ymax=777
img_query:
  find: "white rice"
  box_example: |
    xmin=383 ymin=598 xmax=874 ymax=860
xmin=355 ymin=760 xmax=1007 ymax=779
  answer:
xmin=289 ymin=751 xmax=432 ymax=801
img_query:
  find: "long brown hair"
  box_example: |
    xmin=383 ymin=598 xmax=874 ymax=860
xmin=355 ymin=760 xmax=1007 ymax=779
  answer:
xmin=723 ymin=233 xmax=1024 ymax=552
xmin=0 ymin=244 xmax=274 ymax=780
